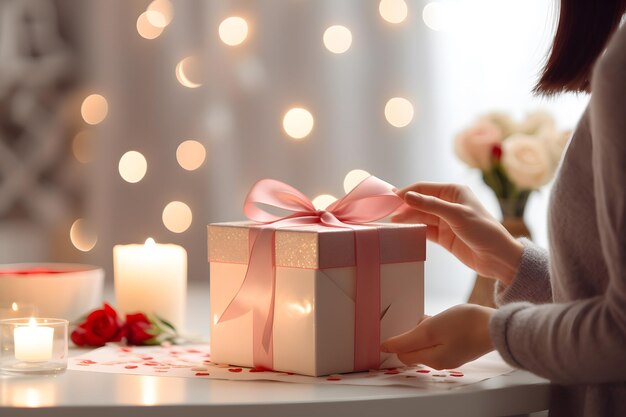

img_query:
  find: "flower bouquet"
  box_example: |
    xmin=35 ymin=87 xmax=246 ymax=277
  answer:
xmin=455 ymin=111 xmax=571 ymax=308
xmin=454 ymin=111 xmax=571 ymax=218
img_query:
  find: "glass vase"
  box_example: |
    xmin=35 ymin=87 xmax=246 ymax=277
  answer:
xmin=468 ymin=192 xmax=532 ymax=307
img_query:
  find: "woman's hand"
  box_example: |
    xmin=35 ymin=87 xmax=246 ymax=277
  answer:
xmin=380 ymin=304 xmax=495 ymax=370
xmin=393 ymin=182 xmax=523 ymax=285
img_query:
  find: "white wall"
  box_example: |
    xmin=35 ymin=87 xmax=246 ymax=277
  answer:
xmin=417 ymin=0 xmax=588 ymax=310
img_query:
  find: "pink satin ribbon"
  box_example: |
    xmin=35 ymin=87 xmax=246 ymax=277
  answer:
xmin=218 ymin=176 xmax=404 ymax=371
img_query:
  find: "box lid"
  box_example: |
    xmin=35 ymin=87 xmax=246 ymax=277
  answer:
xmin=208 ymin=221 xmax=426 ymax=269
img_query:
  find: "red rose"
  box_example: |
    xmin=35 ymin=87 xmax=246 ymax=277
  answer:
xmin=71 ymin=303 xmax=125 ymax=347
xmin=125 ymin=313 xmax=155 ymax=345
xmin=491 ymin=144 xmax=503 ymax=161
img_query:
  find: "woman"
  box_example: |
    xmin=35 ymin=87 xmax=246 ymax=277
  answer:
xmin=381 ymin=1 xmax=626 ymax=416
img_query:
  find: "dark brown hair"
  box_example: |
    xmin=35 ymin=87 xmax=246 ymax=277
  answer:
xmin=535 ymin=0 xmax=626 ymax=95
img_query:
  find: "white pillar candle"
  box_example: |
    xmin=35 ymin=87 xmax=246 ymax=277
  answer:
xmin=113 ymin=238 xmax=187 ymax=330
xmin=14 ymin=318 xmax=54 ymax=362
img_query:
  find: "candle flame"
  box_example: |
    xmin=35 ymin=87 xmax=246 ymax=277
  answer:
xmin=145 ymin=237 xmax=156 ymax=246
xmin=11 ymin=302 xmax=18 ymax=311
xmin=29 ymin=317 xmax=37 ymax=327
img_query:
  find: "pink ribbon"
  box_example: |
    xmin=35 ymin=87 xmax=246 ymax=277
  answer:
xmin=218 ymin=176 xmax=404 ymax=371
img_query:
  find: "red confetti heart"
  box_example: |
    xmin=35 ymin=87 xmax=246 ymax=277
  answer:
xmin=141 ymin=356 xmax=153 ymax=360
xmin=228 ymin=368 xmax=243 ymax=373
xmin=384 ymin=370 xmax=400 ymax=375
xmin=186 ymin=349 xmax=202 ymax=354
xmin=195 ymin=372 xmax=210 ymax=376
xmin=449 ymin=372 xmax=464 ymax=377
xmin=416 ymin=369 xmax=430 ymax=374
xmin=249 ymin=368 xmax=265 ymax=373
xmin=125 ymin=365 xmax=138 ymax=369
xmin=80 ymin=360 xmax=97 ymax=364
xmin=119 ymin=347 xmax=132 ymax=353
xmin=144 ymin=362 xmax=158 ymax=366
xmin=326 ymin=377 xmax=342 ymax=381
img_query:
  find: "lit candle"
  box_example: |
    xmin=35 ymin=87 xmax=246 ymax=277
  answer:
xmin=113 ymin=238 xmax=187 ymax=329
xmin=14 ymin=318 xmax=54 ymax=362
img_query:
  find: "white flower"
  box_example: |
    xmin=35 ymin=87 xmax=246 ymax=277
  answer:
xmin=480 ymin=112 xmax=517 ymax=137
xmin=518 ymin=110 xmax=555 ymax=135
xmin=454 ymin=119 xmax=504 ymax=170
xmin=501 ymin=133 xmax=554 ymax=189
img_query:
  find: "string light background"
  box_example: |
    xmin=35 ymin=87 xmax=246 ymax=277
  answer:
xmin=66 ymin=0 xmax=587 ymax=306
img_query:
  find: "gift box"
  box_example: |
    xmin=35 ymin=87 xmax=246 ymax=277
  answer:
xmin=208 ymin=177 xmax=426 ymax=377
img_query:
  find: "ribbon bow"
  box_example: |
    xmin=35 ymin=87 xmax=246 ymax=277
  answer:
xmin=218 ymin=176 xmax=404 ymax=371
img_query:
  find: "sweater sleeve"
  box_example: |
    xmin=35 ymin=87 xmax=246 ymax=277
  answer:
xmin=494 ymin=238 xmax=553 ymax=306
xmin=489 ymin=24 xmax=626 ymax=385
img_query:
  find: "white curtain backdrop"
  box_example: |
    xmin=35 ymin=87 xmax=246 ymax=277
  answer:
xmin=81 ymin=0 xmax=587 ymax=309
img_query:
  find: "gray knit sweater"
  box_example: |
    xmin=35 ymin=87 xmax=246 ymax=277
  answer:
xmin=489 ymin=23 xmax=626 ymax=417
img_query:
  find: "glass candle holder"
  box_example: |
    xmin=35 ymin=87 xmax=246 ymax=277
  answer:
xmin=0 ymin=318 xmax=68 ymax=375
xmin=0 ymin=303 xmax=38 ymax=320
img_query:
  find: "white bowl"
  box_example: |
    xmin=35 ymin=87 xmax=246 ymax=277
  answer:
xmin=0 ymin=264 xmax=104 ymax=322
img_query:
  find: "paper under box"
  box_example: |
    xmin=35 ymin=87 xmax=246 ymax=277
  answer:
xmin=208 ymin=221 xmax=426 ymax=376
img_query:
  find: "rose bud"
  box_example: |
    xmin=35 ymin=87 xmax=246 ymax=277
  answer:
xmin=71 ymin=303 xmax=125 ymax=347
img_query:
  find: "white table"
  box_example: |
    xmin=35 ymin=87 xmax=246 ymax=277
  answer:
xmin=0 ymin=283 xmax=551 ymax=417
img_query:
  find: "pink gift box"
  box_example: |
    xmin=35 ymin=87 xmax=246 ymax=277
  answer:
xmin=208 ymin=221 xmax=426 ymax=376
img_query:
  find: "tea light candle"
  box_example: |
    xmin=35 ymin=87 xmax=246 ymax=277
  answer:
xmin=113 ymin=238 xmax=187 ymax=329
xmin=14 ymin=318 xmax=54 ymax=362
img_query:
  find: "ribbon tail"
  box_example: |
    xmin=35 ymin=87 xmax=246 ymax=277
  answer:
xmin=217 ymin=228 xmax=259 ymax=323
xmin=216 ymin=226 xmax=276 ymax=369
xmin=255 ymin=287 xmax=275 ymax=370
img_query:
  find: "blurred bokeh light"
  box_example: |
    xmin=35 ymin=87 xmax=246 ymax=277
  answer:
xmin=118 ymin=151 xmax=148 ymax=183
xmin=283 ymin=108 xmax=314 ymax=139
xmin=219 ymin=16 xmax=249 ymax=46
xmin=162 ymin=201 xmax=192 ymax=233
xmin=176 ymin=140 xmax=206 ymax=171
xmin=81 ymin=94 xmax=108 ymax=125
xmin=384 ymin=97 xmax=414 ymax=128
xmin=70 ymin=219 xmax=98 ymax=252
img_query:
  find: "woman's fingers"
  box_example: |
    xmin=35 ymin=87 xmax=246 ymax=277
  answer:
xmin=396 ymin=345 xmax=453 ymax=369
xmin=391 ymin=206 xmax=439 ymax=225
xmin=396 ymin=182 xmax=465 ymax=203
xmin=380 ymin=317 xmax=435 ymax=354
xmin=404 ymin=192 xmax=466 ymax=226
xmin=424 ymin=225 xmax=441 ymax=242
